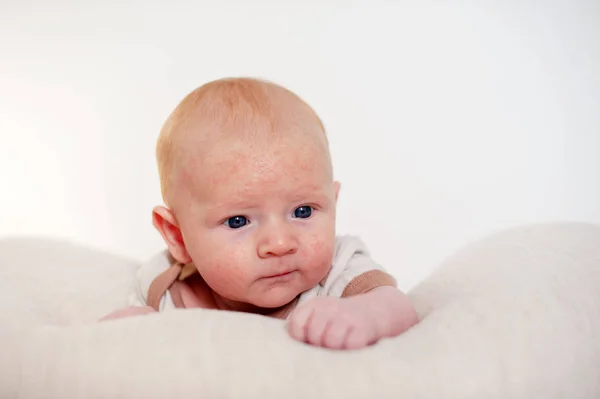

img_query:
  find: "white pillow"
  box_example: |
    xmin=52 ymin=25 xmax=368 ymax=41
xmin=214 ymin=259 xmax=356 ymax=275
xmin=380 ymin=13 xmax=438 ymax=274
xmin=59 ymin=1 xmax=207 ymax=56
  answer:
xmin=1 ymin=222 xmax=599 ymax=398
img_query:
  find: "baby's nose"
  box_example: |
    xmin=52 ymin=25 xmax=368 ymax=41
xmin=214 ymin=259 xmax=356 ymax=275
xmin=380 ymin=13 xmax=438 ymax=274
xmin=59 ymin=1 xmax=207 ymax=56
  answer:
xmin=257 ymin=229 xmax=298 ymax=258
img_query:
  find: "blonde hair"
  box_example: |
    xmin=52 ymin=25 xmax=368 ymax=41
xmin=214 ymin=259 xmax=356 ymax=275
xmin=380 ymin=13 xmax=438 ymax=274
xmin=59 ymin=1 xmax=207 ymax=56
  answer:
xmin=156 ymin=77 xmax=328 ymax=205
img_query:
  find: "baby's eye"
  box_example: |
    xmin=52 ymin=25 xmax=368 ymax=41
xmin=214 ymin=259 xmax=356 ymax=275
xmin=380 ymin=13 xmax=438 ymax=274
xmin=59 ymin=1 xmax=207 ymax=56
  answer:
xmin=293 ymin=206 xmax=312 ymax=219
xmin=225 ymin=216 xmax=248 ymax=229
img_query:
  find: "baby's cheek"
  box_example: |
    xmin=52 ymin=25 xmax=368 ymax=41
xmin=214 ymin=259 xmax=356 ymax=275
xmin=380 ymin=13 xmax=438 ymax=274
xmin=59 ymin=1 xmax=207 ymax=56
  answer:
xmin=304 ymin=234 xmax=335 ymax=276
xmin=195 ymin=251 xmax=248 ymax=293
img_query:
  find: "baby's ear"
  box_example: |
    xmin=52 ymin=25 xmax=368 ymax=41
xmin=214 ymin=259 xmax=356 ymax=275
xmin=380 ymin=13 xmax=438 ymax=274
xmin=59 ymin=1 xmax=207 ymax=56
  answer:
xmin=152 ymin=206 xmax=192 ymax=264
xmin=334 ymin=181 xmax=341 ymax=202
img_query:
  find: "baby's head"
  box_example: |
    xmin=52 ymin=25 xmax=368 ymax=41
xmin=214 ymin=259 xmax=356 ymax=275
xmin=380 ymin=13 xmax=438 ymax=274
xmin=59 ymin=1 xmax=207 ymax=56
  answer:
xmin=152 ymin=77 xmax=340 ymax=311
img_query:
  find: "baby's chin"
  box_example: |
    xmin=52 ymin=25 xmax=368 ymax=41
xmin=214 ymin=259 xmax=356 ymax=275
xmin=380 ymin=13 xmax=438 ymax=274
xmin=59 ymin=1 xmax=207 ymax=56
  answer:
xmin=249 ymin=288 xmax=302 ymax=310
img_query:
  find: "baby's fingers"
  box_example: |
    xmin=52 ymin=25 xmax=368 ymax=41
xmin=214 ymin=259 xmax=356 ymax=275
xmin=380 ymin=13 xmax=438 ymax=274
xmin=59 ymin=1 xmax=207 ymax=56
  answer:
xmin=305 ymin=309 xmax=332 ymax=346
xmin=287 ymin=305 xmax=314 ymax=343
xmin=322 ymin=320 xmax=351 ymax=350
xmin=344 ymin=326 xmax=374 ymax=350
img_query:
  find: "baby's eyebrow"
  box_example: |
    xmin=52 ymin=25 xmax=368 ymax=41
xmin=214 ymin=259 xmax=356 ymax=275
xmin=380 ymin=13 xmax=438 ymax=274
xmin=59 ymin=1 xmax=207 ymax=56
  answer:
xmin=200 ymin=184 xmax=331 ymax=211
xmin=205 ymin=201 xmax=259 ymax=214
xmin=288 ymin=187 xmax=330 ymax=201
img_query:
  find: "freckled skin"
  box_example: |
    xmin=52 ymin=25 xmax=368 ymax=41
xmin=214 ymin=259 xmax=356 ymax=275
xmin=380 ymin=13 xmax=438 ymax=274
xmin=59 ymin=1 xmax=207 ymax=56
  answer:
xmin=171 ymin=135 xmax=338 ymax=312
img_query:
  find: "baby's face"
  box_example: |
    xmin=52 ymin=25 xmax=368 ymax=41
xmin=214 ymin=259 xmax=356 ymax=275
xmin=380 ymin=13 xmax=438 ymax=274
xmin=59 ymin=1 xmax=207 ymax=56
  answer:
xmin=172 ymin=136 xmax=338 ymax=310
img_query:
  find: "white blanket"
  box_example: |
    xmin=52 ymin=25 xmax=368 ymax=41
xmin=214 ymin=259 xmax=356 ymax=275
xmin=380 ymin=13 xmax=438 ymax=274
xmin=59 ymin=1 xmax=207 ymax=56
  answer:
xmin=1 ymin=222 xmax=599 ymax=398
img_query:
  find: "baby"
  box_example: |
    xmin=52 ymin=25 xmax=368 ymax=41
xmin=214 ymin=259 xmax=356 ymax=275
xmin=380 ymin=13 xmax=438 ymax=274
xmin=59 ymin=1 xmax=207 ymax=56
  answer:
xmin=102 ymin=77 xmax=419 ymax=350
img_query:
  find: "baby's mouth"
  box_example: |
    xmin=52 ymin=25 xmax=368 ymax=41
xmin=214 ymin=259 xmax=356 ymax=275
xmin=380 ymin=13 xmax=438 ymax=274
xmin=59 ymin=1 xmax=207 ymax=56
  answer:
xmin=263 ymin=270 xmax=296 ymax=279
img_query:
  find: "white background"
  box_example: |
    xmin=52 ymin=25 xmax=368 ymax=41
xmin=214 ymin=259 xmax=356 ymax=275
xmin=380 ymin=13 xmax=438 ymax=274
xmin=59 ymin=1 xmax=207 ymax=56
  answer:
xmin=1 ymin=1 xmax=599 ymax=290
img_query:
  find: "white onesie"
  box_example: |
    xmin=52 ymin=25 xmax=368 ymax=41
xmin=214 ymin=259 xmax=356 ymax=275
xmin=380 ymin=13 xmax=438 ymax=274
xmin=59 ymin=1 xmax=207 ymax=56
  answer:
xmin=130 ymin=235 xmax=396 ymax=317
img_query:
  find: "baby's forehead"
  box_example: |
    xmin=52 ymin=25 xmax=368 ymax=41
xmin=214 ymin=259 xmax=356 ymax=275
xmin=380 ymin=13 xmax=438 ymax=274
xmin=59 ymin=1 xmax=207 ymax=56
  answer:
xmin=175 ymin=86 xmax=329 ymax=168
xmin=174 ymin=135 xmax=332 ymax=201
xmin=160 ymin=77 xmax=330 ymax=205
xmin=190 ymin=134 xmax=329 ymax=179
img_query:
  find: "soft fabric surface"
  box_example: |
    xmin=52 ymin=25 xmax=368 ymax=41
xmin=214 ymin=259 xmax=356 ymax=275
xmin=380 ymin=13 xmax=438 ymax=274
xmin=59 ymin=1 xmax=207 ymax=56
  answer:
xmin=1 ymin=222 xmax=599 ymax=398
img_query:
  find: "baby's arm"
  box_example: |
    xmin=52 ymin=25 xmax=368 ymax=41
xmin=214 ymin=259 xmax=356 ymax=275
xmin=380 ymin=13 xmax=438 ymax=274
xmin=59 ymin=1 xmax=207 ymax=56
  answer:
xmin=287 ymin=236 xmax=419 ymax=349
xmin=349 ymin=285 xmax=419 ymax=338
xmin=287 ymin=285 xmax=418 ymax=350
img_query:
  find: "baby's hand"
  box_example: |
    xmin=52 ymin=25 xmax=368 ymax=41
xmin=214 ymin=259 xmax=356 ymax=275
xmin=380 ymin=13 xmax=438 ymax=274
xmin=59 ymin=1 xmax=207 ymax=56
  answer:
xmin=286 ymin=296 xmax=378 ymax=350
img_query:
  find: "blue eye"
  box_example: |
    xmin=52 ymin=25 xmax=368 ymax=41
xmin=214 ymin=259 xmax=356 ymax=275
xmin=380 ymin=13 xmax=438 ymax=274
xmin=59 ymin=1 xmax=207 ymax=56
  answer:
xmin=225 ymin=216 xmax=248 ymax=229
xmin=293 ymin=206 xmax=312 ymax=219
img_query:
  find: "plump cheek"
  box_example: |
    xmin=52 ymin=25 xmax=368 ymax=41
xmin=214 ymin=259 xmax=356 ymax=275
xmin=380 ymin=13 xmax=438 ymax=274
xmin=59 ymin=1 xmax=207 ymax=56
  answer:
xmin=301 ymin=227 xmax=336 ymax=281
xmin=188 ymin=238 xmax=253 ymax=299
xmin=201 ymin=262 xmax=247 ymax=298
